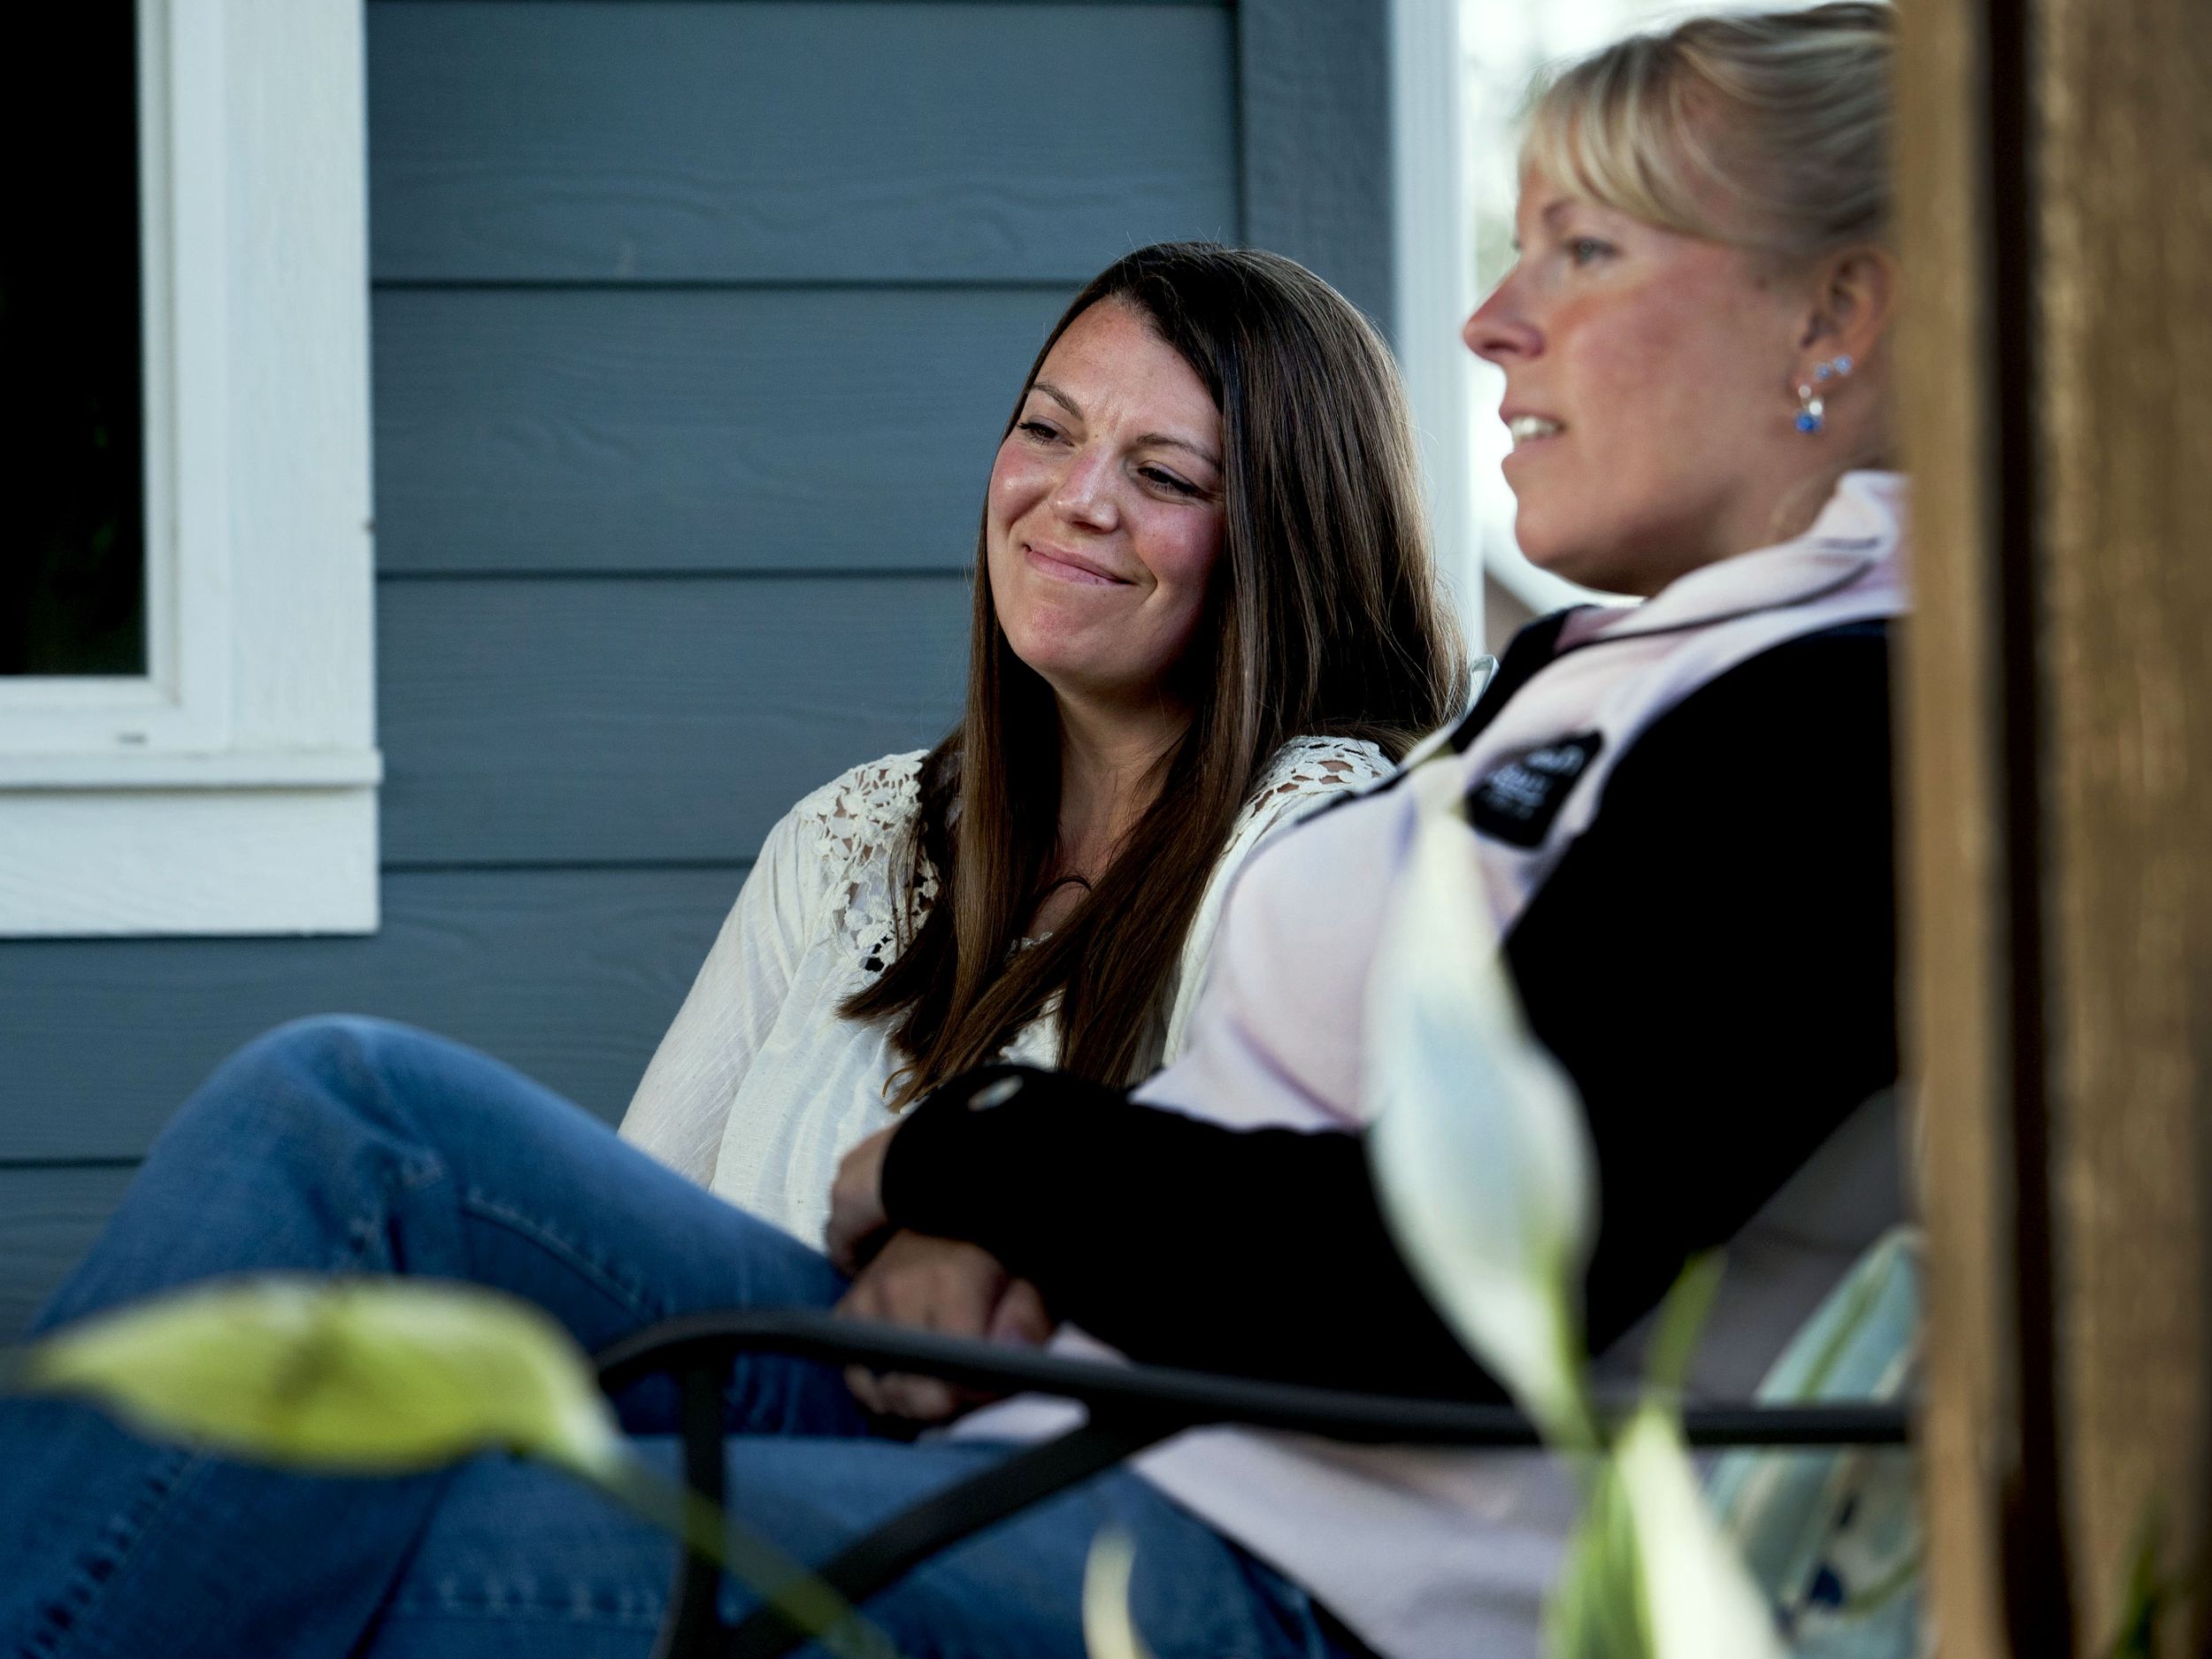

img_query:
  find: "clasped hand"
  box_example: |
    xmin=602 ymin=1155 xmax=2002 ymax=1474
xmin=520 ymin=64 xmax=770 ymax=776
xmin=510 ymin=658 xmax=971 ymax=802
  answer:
xmin=825 ymin=1125 xmax=1054 ymax=1423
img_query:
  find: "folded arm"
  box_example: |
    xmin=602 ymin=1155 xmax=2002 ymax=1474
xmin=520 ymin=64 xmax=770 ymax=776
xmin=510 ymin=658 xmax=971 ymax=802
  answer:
xmin=858 ymin=629 xmax=1898 ymax=1399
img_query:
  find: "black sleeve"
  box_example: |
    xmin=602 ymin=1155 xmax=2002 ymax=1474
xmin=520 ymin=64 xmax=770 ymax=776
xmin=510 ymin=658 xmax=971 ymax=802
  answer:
xmin=1506 ymin=624 xmax=1898 ymax=1348
xmin=883 ymin=1066 xmax=1497 ymax=1397
xmin=880 ymin=626 xmax=1897 ymax=1397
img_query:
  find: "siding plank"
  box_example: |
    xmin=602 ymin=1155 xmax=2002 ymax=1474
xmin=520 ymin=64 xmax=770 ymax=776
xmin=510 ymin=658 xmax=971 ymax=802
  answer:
xmin=368 ymin=1 xmax=1238 ymax=283
xmin=1238 ymin=0 xmax=1395 ymax=333
xmin=373 ymin=287 xmax=1068 ymax=574
xmin=0 ymin=1166 xmax=137 ymax=1340
xmin=377 ymin=575 xmax=970 ymax=864
xmin=0 ymin=866 xmax=744 ymax=1164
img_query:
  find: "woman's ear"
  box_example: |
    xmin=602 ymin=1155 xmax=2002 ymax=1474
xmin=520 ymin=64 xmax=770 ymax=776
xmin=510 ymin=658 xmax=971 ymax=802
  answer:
xmin=1800 ymin=243 xmax=1900 ymax=368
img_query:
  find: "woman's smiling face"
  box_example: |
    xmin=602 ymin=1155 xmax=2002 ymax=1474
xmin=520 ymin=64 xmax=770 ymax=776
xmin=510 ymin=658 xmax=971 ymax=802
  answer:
xmin=1464 ymin=173 xmax=1817 ymax=595
xmin=985 ymin=299 xmax=1226 ymax=712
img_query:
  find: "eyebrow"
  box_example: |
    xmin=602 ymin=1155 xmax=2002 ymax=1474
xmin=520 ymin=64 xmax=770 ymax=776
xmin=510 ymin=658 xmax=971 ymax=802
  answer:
xmin=1509 ymin=193 xmax=1608 ymax=255
xmin=1030 ymin=380 xmax=1222 ymax=471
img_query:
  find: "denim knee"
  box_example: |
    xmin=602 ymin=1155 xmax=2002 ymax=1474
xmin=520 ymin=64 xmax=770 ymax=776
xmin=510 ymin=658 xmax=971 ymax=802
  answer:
xmin=157 ymin=1015 xmax=446 ymax=1180
xmin=245 ymin=1012 xmax=418 ymax=1079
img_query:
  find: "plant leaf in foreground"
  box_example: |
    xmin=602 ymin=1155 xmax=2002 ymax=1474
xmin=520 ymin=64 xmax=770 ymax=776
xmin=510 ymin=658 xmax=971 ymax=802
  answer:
xmin=18 ymin=1276 xmax=904 ymax=1659
xmin=1547 ymin=1458 xmax=1650 ymax=1659
xmin=22 ymin=1275 xmax=626 ymax=1480
xmin=2101 ymin=1509 xmax=2172 ymax=1659
xmin=1081 ymin=1527 xmax=1159 ymax=1659
xmin=1364 ymin=769 xmax=1601 ymax=1447
xmin=1616 ymin=1406 xmax=1785 ymax=1659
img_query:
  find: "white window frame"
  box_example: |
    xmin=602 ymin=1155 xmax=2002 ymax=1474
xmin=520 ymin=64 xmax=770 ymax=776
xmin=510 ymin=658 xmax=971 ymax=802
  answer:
xmin=1389 ymin=0 xmax=1485 ymax=649
xmin=0 ymin=0 xmax=379 ymax=937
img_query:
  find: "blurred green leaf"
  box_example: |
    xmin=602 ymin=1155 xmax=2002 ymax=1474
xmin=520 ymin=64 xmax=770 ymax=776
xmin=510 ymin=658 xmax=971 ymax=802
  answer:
xmin=1081 ymin=1526 xmax=1158 ymax=1659
xmin=19 ymin=1276 xmax=904 ymax=1659
xmin=1548 ymin=1259 xmax=1734 ymax=1659
xmin=1548 ymin=1460 xmax=1650 ymax=1659
xmin=23 ymin=1275 xmax=626 ymax=1480
xmin=1365 ymin=765 xmax=1600 ymax=1448
xmin=1616 ymin=1407 xmax=1784 ymax=1659
xmin=1360 ymin=775 xmax=1789 ymax=1659
xmin=1643 ymin=1253 xmax=1724 ymax=1400
xmin=2101 ymin=1509 xmax=2170 ymax=1659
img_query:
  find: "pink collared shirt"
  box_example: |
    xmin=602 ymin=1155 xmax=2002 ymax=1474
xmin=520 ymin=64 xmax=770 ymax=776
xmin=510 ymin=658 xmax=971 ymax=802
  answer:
xmin=955 ymin=472 xmax=1913 ymax=1659
xmin=1141 ymin=470 xmax=1909 ymax=1138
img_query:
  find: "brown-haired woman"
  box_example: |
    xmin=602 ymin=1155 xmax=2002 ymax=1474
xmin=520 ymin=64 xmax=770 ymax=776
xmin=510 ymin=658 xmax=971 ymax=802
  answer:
xmin=619 ymin=242 xmax=1467 ymax=1271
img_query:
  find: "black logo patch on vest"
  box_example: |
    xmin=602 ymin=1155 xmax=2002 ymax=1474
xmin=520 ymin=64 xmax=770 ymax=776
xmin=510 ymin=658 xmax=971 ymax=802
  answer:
xmin=1464 ymin=733 xmax=1604 ymax=848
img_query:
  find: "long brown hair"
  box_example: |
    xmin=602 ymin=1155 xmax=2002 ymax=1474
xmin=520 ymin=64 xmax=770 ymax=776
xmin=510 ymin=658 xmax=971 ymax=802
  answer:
xmin=843 ymin=242 xmax=1466 ymax=1103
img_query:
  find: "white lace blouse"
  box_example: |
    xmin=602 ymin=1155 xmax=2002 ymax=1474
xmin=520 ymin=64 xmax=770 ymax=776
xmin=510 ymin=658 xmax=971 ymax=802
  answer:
xmin=618 ymin=736 xmax=1393 ymax=1243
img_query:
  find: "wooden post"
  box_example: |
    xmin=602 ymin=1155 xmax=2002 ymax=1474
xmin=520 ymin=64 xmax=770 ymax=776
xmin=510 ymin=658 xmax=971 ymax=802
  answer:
xmin=1896 ymin=0 xmax=2212 ymax=1654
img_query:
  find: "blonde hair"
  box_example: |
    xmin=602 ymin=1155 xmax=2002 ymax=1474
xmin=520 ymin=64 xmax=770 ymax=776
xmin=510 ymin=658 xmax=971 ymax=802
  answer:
xmin=1523 ymin=4 xmax=1893 ymax=265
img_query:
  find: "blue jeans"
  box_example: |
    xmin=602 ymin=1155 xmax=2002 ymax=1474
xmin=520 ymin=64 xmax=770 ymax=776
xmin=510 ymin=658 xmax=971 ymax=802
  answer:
xmin=1 ymin=1018 xmax=1354 ymax=1659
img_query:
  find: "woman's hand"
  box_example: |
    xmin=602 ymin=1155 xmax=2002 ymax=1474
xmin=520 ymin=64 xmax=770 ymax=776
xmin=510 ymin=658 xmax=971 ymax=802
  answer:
xmin=825 ymin=1125 xmax=899 ymax=1273
xmin=833 ymin=1231 xmax=1055 ymax=1421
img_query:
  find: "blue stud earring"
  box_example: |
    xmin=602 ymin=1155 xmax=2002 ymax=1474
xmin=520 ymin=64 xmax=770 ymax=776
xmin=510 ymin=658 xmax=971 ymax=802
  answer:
xmin=1795 ymin=355 xmax=1853 ymax=434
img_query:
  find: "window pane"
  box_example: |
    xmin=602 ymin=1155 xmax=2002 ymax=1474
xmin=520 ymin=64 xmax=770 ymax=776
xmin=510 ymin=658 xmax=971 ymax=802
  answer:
xmin=1 ymin=4 xmax=145 ymax=677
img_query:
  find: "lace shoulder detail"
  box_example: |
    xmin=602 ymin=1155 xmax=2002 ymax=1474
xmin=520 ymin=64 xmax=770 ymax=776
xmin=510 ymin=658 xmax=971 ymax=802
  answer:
xmin=1231 ymin=734 xmax=1394 ymax=840
xmin=790 ymin=749 xmax=939 ymax=981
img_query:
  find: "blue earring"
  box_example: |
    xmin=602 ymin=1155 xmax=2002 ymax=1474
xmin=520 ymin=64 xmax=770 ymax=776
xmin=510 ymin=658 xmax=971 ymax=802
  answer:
xmin=1795 ymin=355 xmax=1854 ymax=434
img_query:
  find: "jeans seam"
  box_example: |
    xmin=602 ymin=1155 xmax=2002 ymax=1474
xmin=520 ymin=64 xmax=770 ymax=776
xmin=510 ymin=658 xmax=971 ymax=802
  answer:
xmin=383 ymin=1591 xmax=668 ymax=1627
xmin=17 ymin=1446 xmax=199 ymax=1659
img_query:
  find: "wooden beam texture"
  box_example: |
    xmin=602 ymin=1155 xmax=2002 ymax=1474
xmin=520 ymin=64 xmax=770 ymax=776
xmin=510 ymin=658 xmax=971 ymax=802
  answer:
xmin=1901 ymin=0 xmax=2212 ymax=1652
xmin=2036 ymin=0 xmax=2212 ymax=1646
xmin=1892 ymin=0 xmax=2028 ymax=1646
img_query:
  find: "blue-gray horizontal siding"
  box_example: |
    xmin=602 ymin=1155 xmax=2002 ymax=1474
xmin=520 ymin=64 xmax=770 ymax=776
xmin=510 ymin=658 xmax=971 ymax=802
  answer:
xmin=1234 ymin=0 xmax=1393 ymax=337
xmin=0 ymin=866 xmax=742 ymax=1166
xmin=369 ymin=1 xmax=1238 ymax=285
xmin=0 ymin=1167 xmax=136 ymax=1339
xmin=378 ymin=575 xmax=972 ymax=862
xmin=373 ymin=288 xmax=1069 ymax=573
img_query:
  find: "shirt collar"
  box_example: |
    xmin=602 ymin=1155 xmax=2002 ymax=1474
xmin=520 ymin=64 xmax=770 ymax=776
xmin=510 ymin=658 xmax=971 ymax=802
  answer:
xmin=1581 ymin=470 xmax=1909 ymax=645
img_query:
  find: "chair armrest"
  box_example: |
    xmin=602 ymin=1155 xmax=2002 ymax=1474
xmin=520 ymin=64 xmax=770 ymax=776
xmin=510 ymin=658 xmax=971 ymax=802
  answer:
xmin=593 ymin=1305 xmax=1912 ymax=1448
xmin=598 ymin=1309 xmax=1912 ymax=1659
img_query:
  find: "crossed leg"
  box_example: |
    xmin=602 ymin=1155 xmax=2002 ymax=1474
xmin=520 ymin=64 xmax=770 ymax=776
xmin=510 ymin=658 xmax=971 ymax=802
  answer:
xmin=0 ymin=1018 xmax=1348 ymax=1659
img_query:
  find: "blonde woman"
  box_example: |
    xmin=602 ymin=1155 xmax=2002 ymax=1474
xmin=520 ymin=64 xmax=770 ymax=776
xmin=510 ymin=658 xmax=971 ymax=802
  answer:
xmin=5 ymin=11 xmax=1905 ymax=1658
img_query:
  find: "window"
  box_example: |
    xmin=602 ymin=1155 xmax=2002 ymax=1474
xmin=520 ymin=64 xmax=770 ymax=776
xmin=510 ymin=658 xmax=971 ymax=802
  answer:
xmin=4 ymin=8 xmax=147 ymax=680
xmin=1390 ymin=0 xmax=1483 ymax=646
xmin=0 ymin=0 xmax=379 ymax=936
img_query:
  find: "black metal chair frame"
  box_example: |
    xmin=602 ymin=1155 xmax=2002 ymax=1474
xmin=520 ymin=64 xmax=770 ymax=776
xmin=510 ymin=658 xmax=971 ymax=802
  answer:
xmin=594 ymin=1308 xmax=1914 ymax=1659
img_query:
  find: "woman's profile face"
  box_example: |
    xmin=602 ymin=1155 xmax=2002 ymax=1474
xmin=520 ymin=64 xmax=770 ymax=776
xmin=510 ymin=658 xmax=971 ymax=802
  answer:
xmin=985 ymin=299 xmax=1226 ymax=715
xmin=1464 ymin=172 xmax=1816 ymax=595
